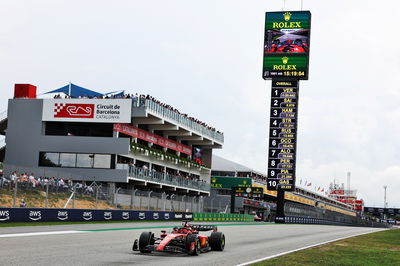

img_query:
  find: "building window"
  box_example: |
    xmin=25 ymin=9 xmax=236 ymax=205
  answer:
xmin=59 ymin=153 xmax=77 ymax=167
xmin=39 ymin=152 xmax=113 ymax=169
xmin=76 ymin=154 xmax=94 ymax=168
xmin=39 ymin=152 xmax=60 ymax=167
xmin=94 ymin=154 xmax=111 ymax=168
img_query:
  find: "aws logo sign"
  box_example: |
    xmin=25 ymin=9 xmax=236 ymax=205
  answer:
xmin=83 ymin=212 xmax=93 ymax=221
xmin=0 ymin=210 xmax=10 ymax=221
xmin=122 ymin=212 xmax=129 ymax=220
xmin=104 ymin=212 xmax=112 ymax=220
xmin=29 ymin=211 xmax=42 ymax=221
xmin=57 ymin=211 xmax=68 ymax=221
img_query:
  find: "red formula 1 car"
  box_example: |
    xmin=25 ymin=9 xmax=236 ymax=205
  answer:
xmin=267 ymin=39 xmax=308 ymax=53
xmin=132 ymin=222 xmax=225 ymax=255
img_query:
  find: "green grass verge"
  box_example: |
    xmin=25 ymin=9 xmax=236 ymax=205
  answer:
xmin=253 ymin=229 xmax=400 ymax=266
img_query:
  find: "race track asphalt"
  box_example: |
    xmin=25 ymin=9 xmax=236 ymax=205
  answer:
xmin=0 ymin=222 xmax=385 ymax=266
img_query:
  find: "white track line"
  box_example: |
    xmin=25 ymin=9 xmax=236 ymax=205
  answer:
xmin=237 ymin=230 xmax=385 ymax=266
xmin=0 ymin=230 xmax=84 ymax=238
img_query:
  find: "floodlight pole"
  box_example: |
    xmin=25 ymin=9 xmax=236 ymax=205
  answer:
xmin=383 ymin=185 xmax=387 ymax=220
xmin=383 ymin=185 xmax=387 ymax=208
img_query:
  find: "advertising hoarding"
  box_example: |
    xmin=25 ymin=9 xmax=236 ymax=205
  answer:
xmin=232 ymin=186 xmax=264 ymax=200
xmin=210 ymin=176 xmax=252 ymax=189
xmin=262 ymin=11 xmax=311 ymax=80
xmin=113 ymin=123 xmax=192 ymax=155
xmin=42 ymin=99 xmax=132 ymax=123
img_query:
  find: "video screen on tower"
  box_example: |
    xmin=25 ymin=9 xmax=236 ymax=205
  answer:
xmin=193 ymin=147 xmax=203 ymax=165
xmin=262 ymin=11 xmax=311 ymax=80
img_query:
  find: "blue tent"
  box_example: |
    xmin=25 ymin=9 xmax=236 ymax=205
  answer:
xmin=45 ymin=83 xmax=104 ymax=98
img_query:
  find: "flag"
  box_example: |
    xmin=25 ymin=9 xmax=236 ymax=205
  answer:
xmin=321 ymin=188 xmax=324 ymax=192
xmin=307 ymin=182 xmax=312 ymax=186
xmin=317 ymin=186 xmax=321 ymax=191
xmin=300 ymin=179 xmax=302 ymax=185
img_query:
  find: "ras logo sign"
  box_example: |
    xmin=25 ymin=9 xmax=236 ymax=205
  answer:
xmin=54 ymin=103 xmax=94 ymax=119
xmin=0 ymin=210 xmax=10 ymax=221
xmin=153 ymin=213 xmax=159 ymax=220
xmin=164 ymin=213 xmax=170 ymax=220
xmin=138 ymin=212 xmax=146 ymax=220
xmin=29 ymin=211 xmax=42 ymax=221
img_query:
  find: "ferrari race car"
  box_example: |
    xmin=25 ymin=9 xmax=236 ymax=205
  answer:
xmin=132 ymin=222 xmax=225 ymax=255
xmin=266 ymin=39 xmax=308 ymax=53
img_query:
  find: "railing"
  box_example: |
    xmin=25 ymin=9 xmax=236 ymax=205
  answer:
xmin=0 ymin=110 xmax=6 ymax=123
xmin=133 ymin=98 xmax=224 ymax=143
xmin=128 ymin=165 xmax=210 ymax=192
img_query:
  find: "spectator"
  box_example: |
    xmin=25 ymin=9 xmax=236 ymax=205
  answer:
xmin=20 ymin=199 xmax=26 ymax=207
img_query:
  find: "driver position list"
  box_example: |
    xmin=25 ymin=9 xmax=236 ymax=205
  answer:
xmin=267 ymin=80 xmax=298 ymax=191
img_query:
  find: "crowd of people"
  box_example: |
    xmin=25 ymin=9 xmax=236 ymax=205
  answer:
xmin=128 ymin=162 xmax=206 ymax=184
xmin=139 ymin=94 xmax=223 ymax=135
xmin=0 ymin=171 xmax=95 ymax=194
xmin=52 ymin=92 xmax=223 ymax=135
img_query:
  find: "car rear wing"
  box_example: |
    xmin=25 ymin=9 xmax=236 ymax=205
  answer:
xmin=190 ymin=224 xmax=218 ymax=231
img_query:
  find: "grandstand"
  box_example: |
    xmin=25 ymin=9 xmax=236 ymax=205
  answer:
xmin=208 ymin=155 xmax=357 ymax=222
xmin=1 ymin=84 xmax=223 ymax=200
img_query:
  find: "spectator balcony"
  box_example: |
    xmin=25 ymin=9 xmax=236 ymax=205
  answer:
xmin=126 ymin=165 xmax=210 ymax=195
xmin=133 ymin=98 xmax=223 ymax=147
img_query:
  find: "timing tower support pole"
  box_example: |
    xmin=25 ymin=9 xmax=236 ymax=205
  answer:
xmin=275 ymin=189 xmax=285 ymax=223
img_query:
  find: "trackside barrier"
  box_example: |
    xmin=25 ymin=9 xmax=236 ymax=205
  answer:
xmin=192 ymin=212 xmax=254 ymax=222
xmin=0 ymin=208 xmax=254 ymax=223
xmin=0 ymin=208 xmax=194 ymax=223
xmin=281 ymin=216 xmax=391 ymax=228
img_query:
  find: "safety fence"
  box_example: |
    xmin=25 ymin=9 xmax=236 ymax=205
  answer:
xmin=0 ymin=180 xmax=204 ymax=212
xmin=276 ymin=215 xmax=392 ymax=228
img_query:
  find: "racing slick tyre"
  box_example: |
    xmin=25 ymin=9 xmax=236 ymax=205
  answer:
xmin=209 ymin=232 xmax=225 ymax=251
xmin=186 ymin=234 xmax=201 ymax=256
xmin=139 ymin=232 xmax=154 ymax=253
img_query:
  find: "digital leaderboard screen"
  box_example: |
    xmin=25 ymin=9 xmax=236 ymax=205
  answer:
xmin=267 ymin=80 xmax=298 ymax=190
xmin=262 ymin=11 xmax=311 ymax=80
xmin=232 ymin=187 xmax=264 ymax=200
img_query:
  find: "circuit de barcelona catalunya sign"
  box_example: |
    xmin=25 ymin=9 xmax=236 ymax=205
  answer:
xmin=42 ymin=99 xmax=132 ymax=123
